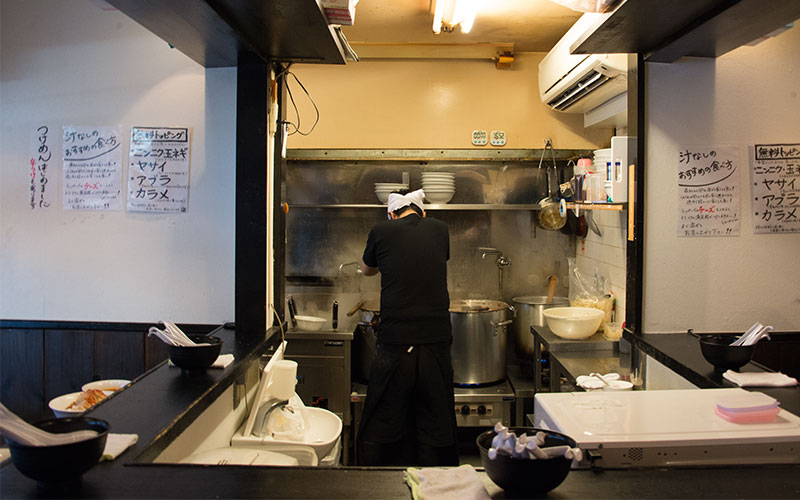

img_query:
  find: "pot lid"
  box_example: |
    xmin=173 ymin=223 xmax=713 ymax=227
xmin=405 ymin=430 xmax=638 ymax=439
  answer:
xmin=512 ymin=296 xmax=569 ymax=305
xmin=449 ymin=299 xmax=509 ymax=313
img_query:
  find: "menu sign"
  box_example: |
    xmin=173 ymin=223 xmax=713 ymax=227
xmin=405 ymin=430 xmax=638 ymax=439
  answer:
xmin=677 ymin=145 xmax=741 ymax=237
xmin=62 ymin=125 xmax=123 ymax=211
xmin=750 ymin=143 xmax=800 ymax=234
xmin=126 ymin=126 xmax=191 ymax=213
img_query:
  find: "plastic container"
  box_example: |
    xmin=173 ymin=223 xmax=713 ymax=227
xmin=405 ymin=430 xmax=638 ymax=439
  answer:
xmin=715 ymin=406 xmax=780 ymax=423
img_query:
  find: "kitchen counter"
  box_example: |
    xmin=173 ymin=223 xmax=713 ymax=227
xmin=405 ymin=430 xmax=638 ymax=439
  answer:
xmin=3 ymin=325 xmax=800 ymax=499
xmin=625 ymin=331 xmax=800 ymax=416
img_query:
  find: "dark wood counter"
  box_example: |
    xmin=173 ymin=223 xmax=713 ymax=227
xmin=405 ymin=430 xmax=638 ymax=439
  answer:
xmin=3 ymin=326 xmax=800 ymax=499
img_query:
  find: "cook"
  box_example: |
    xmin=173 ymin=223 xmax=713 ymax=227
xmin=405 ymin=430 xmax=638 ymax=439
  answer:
xmin=357 ymin=189 xmax=459 ymax=466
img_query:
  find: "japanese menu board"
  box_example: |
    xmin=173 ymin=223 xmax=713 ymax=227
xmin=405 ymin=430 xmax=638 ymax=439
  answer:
xmin=62 ymin=125 xmax=123 ymax=211
xmin=126 ymin=127 xmax=191 ymax=213
xmin=677 ymin=145 xmax=741 ymax=237
xmin=29 ymin=124 xmax=57 ymax=210
xmin=750 ymin=143 xmax=800 ymax=233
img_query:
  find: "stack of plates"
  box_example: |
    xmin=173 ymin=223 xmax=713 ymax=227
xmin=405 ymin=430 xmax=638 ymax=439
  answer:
xmin=421 ymin=172 xmax=455 ymax=203
xmin=593 ymin=148 xmax=611 ymax=172
xmin=374 ymin=183 xmax=408 ymax=204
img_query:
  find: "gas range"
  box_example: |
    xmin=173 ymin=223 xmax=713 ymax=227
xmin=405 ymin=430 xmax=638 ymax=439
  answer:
xmin=453 ymin=379 xmax=515 ymax=427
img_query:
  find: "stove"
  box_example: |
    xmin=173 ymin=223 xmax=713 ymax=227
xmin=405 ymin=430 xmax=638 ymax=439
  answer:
xmin=453 ymin=379 xmax=514 ymax=427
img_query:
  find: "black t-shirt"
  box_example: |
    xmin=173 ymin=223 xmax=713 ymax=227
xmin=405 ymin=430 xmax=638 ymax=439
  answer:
xmin=362 ymin=214 xmax=451 ymax=344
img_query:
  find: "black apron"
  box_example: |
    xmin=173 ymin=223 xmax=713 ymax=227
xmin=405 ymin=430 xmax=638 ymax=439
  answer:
xmin=357 ymin=340 xmax=458 ymax=465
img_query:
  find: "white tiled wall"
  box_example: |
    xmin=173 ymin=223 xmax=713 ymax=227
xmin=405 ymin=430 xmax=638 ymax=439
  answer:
xmin=575 ymin=209 xmax=627 ymax=324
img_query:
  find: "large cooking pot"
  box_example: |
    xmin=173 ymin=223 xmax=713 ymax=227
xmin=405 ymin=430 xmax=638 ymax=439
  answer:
xmin=512 ymin=296 xmax=569 ymax=356
xmin=450 ymin=299 xmax=514 ymax=385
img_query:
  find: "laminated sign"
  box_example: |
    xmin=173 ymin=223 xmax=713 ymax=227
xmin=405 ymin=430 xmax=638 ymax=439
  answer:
xmin=676 ymin=145 xmax=740 ymax=237
xmin=126 ymin=127 xmax=191 ymax=213
xmin=750 ymin=143 xmax=800 ymax=234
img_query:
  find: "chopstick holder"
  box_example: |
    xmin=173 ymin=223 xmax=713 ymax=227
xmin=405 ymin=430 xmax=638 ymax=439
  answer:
xmin=101 ymin=433 xmax=138 ymax=461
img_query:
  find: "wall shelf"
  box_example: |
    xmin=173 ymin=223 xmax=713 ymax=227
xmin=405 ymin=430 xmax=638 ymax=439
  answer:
xmin=290 ymin=203 xmax=627 ymax=211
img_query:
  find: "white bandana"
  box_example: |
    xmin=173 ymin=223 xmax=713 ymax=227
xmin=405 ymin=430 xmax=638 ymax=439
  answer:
xmin=387 ymin=189 xmax=425 ymax=214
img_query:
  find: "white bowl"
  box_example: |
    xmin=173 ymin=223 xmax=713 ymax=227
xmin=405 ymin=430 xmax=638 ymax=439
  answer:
xmin=423 ymin=187 xmax=455 ymax=192
xmin=81 ymin=379 xmax=130 ymax=396
xmin=48 ymin=392 xmax=87 ymax=418
xmin=424 ymin=191 xmax=455 ymax=203
xmin=542 ymin=307 xmax=604 ymax=339
xmin=421 ymin=172 xmax=454 ymax=177
xmin=374 ymin=183 xmax=408 ymax=188
xmin=603 ymin=380 xmax=633 ymax=391
xmin=295 ymin=315 xmax=326 ymax=331
xmin=422 ymin=181 xmax=455 ymax=187
xmin=375 ymin=191 xmax=391 ymax=204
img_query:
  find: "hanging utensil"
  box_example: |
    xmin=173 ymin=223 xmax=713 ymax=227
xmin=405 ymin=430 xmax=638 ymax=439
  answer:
xmin=585 ymin=210 xmax=601 ymax=236
xmin=545 ymin=275 xmax=558 ymax=304
xmin=536 ymin=138 xmax=566 ymax=231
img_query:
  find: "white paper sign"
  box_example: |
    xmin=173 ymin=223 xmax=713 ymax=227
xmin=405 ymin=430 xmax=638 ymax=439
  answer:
xmin=126 ymin=127 xmax=191 ymax=213
xmin=62 ymin=125 xmax=123 ymax=211
xmin=29 ymin=124 xmax=57 ymax=210
xmin=676 ymin=145 xmax=740 ymax=237
xmin=750 ymin=143 xmax=800 ymax=233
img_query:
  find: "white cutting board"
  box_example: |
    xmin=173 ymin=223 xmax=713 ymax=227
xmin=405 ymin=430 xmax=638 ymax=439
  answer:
xmin=534 ymin=388 xmax=800 ymax=448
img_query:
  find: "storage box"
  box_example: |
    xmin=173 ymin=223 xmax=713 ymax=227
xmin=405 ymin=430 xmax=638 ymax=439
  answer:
xmin=607 ymin=136 xmax=635 ymax=203
xmin=320 ymin=0 xmax=357 ymax=25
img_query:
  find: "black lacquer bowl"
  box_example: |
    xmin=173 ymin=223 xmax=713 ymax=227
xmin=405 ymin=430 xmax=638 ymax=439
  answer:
xmin=699 ymin=334 xmax=754 ymax=372
xmin=168 ymin=335 xmax=223 ymax=370
xmin=7 ymin=417 xmax=109 ymax=486
xmin=477 ymin=427 xmax=576 ymax=497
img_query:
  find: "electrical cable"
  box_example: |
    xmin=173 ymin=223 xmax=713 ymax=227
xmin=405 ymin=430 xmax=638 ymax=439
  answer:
xmin=275 ymin=63 xmax=320 ymax=136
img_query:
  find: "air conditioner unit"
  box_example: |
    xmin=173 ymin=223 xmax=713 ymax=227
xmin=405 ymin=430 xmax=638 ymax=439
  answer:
xmin=539 ymin=13 xmax=627 ymax=114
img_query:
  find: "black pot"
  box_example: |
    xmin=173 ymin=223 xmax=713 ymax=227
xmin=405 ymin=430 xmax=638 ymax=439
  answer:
xmin=168 ymin=335 xmax=223 ymax=370
xmin=476 ymin=427 xmax=575 ymax=496
xmin=8 ymin=417 xmax=109 ymax=486
xmin=698 ymin=334 xmax=754 ymax=372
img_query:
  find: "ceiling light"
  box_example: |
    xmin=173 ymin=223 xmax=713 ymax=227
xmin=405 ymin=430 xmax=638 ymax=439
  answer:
xmin=432 ymin=0 xmax=479 ymax=35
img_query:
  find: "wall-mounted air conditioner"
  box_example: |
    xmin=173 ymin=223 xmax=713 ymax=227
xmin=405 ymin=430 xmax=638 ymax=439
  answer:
xmin=539 ymin=13 xmax=628 ymax=114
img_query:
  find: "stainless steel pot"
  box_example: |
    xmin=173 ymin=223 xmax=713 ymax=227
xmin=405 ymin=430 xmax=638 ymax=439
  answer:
xmin=450 ymin=299 xmax=514 ymax=385
xmin=512 ymin=296 xmax=569 ymax=356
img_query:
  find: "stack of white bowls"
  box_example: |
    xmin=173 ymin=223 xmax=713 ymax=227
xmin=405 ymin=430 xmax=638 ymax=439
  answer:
xmin=593 ymin=148 xmax=611 ymax=172
xmin=421 ymin=172 xmax=455 ymax=203
xmin=374 ymin=182 xmax=408 ymax=204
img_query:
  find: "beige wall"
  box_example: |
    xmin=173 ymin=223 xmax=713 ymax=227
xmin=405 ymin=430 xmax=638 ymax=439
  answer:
xmin=288 ymin=53 xmax=612 ymax=150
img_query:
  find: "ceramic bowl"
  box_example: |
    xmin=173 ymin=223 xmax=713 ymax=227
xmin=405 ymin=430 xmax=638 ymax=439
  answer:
xmin=543 ymin=307 xmax=604 ymax=339
xmin=7 ymin=417 xmax=109 ymax=485
xmin=698 ymin=334 xmax=754 ymax=372
xmin=48 ymin=392 xmax=87 ymax=418
xmin=168 ymin=335 xmax=223 ymax=370
xmin=81 ymin=379 xmax=130 ymax=396
xmin=295 ymin=315 xmax=326 ymax=331
xmin=476 ymin=427 xmax=575 ymax=496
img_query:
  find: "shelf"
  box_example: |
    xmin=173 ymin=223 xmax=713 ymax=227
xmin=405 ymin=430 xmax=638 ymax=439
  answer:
xmin=571 ymin=0 xmax=800 ymax=63
xmin=289 ymin=203 xmax=627 ymax=211
xmin=106 ymin=0 xmax=347 ymax=67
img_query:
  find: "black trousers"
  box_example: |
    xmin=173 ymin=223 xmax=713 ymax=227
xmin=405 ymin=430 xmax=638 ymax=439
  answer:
xmin=357 ymin=341 xmax=459 ymax=466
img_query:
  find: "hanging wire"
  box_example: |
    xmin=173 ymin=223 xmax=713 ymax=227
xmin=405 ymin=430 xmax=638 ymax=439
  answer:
xmin=275 ymin=63 xmax=320 ymax=136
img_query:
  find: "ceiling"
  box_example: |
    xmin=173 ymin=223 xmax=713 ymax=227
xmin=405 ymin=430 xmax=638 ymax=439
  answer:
xmin=340 ymin=0 xmax=584 ymax=54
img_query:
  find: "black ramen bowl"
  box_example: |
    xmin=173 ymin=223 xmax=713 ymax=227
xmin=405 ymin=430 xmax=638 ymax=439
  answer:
xmin=168 ymin=335 xmax=223 ymax=370
xmin=477 ymin=427 xmax=576 ymax=497
xmin=7 ymin=417 xmax=109 ymax=486
xmin=699 ymin=334 xmax=755 ymax=372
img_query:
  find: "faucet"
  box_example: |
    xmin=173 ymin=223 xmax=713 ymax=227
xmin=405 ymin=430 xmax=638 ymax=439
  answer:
xmin=338 ymin=261 xmax=362 ymax=276
xmin=479 ymin=247 xmax=512 ymax=297
xmin=251 ymin=398 xmax=293 ymax=437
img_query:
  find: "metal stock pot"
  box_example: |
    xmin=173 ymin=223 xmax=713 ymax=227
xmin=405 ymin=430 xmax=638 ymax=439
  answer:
xmin=450 ymin=299 xmax=515 ymax=385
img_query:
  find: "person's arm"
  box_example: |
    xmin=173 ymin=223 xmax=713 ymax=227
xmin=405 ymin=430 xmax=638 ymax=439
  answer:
xmin=360 ymin=260 xmax=379 ymax=276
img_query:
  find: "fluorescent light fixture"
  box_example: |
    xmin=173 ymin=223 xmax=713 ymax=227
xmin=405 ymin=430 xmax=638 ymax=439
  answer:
xmin=432 ymin=0 xmax=479 ymax=34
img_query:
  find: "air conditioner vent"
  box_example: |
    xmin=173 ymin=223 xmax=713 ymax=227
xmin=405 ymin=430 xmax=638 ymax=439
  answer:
xmin=547 ymin=69 xmax=612 ymax=111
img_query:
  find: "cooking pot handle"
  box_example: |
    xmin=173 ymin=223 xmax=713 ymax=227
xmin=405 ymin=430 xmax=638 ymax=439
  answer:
xmin=507 ymin=304 xmax=517 ymax=318
xmin=491 ymin=319 xmax=513 ymax=336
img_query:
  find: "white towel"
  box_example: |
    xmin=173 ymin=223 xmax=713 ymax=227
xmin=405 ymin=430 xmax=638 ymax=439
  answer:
xmin=723 ymin=370 xmax=798 ymax=387
xmin=405 ymin=465 xmax=490 ymax=500
xmin=212 ymin=354 xmax=235 ymax=368
xmin=387 ymin=189 xmax=425 ymax=214
xmin=101 ymin=433 xmax=138 ymax=461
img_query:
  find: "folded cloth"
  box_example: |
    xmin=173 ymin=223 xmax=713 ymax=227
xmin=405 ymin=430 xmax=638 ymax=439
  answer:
xmin=405 ymin=464 xmax=490 ymax=500
xmin=212 ymin=353 xmax=235 ymax=369
xmin=387 ymin=189 xmax=425 ymax=214
xmin=101 ymin=433 xmax=138 ymax=461
xmin=723 ymin=370 xmax=798 ymax=387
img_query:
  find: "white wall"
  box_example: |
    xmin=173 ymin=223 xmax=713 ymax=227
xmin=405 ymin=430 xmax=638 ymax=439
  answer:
xmin=643 ymin=25 xmax=800 ymax=333
xmin=0 ymin=0 xmax=237 ymax=323
xmin=576 ymin=209 xmax=627 ymax=324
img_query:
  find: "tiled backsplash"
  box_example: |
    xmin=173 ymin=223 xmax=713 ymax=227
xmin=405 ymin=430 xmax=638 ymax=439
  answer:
xmin=575 ymin=209 xmax=627 ymax=324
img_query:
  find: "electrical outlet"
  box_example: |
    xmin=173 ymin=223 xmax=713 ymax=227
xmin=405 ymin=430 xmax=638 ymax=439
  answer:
xmin=472 ymin=130 xmax=488 ymax=146
xmin=490 ymin=130 xmax=506 ymax=146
